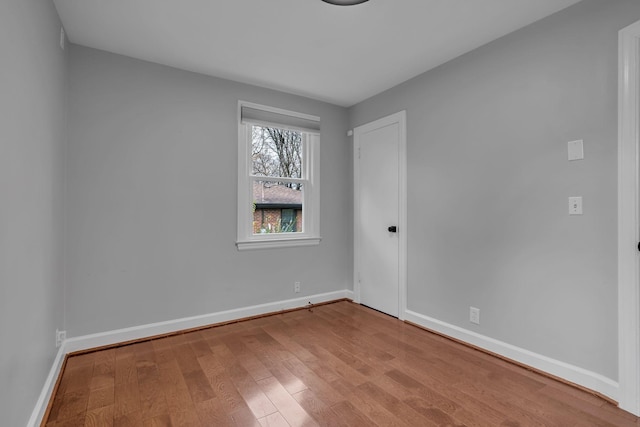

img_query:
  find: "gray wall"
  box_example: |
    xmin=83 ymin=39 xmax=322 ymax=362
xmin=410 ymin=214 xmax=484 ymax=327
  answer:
xmin=350 ymin=0 xmax=640 ymax=380
xmin=65 ymin=45 xmax=352 ymax=337
xmin=0 ymin=0 xmax=67 ymax=425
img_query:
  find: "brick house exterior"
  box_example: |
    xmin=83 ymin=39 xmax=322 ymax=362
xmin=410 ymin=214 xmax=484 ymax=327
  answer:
xmin=253 ymin=182 xmax=302 ymax=234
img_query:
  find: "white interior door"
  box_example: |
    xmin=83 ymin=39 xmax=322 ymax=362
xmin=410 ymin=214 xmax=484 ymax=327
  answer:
xmin=354 ymin=111 xmax=406 ymax=318
xmin=618 ymin=21 xmax=640 ymax=416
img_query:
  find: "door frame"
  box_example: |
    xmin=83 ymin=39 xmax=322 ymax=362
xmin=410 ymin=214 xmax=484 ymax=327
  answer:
xmin=618 ymin=20 xmax=640 ymax=416
xmin=353 ymin=111 xmax=407 ymax=320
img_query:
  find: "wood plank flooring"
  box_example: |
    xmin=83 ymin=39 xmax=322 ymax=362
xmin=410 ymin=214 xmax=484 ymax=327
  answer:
xmin=44 ymin=301 xmax=639 ymax=426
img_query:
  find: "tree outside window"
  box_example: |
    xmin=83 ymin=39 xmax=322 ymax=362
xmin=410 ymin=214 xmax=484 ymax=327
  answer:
xmin=251 ymin=125 xmax=303 ymax=234
xmin=237 ymin=101 xmax=320 ymax=250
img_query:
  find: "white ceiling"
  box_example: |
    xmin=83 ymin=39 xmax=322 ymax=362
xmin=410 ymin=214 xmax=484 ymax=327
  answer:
xmin=53 ymin=0 xmax=583 ymax=107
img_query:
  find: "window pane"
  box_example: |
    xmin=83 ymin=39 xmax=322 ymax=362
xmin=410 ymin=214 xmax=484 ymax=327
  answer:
xmin=251 ymin=125 xmax=303 ymax=178
xmin=253 ymin=181 xmax=303 ymax=234
xmin=281 ymin=209 xmax=296 ymax=232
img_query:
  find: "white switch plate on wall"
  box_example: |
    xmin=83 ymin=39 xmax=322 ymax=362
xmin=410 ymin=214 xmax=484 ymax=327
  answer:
xmin=568 ymin=139 xmax=584 ymax=161
xmin=569 ymin=196 xmax=583 ymax=215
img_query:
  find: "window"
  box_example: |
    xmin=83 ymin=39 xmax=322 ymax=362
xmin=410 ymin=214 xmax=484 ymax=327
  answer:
xmin=237 ymin=102 xmax=320 ymax=250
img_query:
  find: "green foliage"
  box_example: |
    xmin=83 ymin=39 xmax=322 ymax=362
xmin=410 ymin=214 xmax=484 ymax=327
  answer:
xmin=258 ymin=217 xmax=295 ymax=234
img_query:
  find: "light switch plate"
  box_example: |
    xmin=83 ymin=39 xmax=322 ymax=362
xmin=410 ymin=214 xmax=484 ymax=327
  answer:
xmin=568 ymin=140 xmax=584 ymax=161
xmin=569 ymin=196 xmax=583 ymax=215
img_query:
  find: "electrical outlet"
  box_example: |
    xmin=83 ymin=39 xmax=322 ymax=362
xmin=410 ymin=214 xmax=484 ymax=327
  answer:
xmin=294 ymin=281 xmax=301 ymax=293
xmin=470 ymin=307 xmax=480 ymax=325
xmin=55 ymin=329 xmax=66 ymax=348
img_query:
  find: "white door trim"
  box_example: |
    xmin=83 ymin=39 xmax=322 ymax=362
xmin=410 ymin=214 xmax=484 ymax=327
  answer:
xmin=353 ymin=111 xmax=407 ymax=320
xmin=618 ymin=20 xmax=640 ymax=416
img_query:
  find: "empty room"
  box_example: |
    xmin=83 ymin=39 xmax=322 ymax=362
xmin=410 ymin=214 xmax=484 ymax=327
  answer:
xmin=3 ymin=0 xmax=640 ymax=425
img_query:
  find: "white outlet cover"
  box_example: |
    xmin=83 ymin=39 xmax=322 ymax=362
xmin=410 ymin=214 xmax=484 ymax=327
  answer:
xmin=55 ymin=329 xmax=66 ymax=347
xmin=470 ymin=307 xmax=480 ymax=325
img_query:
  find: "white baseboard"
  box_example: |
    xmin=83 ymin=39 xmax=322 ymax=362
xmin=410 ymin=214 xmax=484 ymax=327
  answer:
xmin=28 ymin=289 xmax=353 ymax=426
xmin=27 ymin=345 xmax=66 ymax=427
xmin=404 ymin=309 xmax=619 ymax=403
xmin=65 ymin=289 xmax=353 ymax=354
xmin=36 ymin=293 xmax=618 ymax=425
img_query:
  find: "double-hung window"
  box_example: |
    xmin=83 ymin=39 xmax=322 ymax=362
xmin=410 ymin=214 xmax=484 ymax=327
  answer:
xmin=237 ymin=102 xmax=320 ymax=250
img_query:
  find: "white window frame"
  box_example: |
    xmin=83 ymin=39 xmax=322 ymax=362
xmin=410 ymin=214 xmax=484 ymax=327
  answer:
xmin=237 ymin=101 xmax=321 ymax=250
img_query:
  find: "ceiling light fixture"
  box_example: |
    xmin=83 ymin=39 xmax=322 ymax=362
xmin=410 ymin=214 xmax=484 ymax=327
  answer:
xmin=321 ymin=0 xmax=369 ymax=5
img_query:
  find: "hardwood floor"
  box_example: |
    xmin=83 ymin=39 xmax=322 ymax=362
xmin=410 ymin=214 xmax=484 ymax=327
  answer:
xmin=44 ymin=301 xmax=639 ymax=426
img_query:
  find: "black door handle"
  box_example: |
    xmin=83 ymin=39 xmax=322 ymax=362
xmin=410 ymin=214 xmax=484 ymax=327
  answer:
xmin=388 ymin=226 xmax=397 ymax=233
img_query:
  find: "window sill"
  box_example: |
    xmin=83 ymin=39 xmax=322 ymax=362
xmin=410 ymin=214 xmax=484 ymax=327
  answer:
xmin=236 ymin=236 xmax=321 ymax=251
